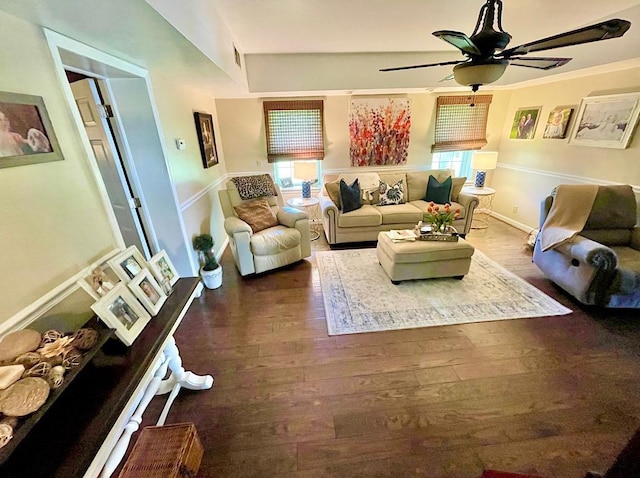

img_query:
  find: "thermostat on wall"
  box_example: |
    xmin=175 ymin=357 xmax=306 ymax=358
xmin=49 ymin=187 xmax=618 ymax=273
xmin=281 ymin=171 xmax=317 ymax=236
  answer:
xmin=175 ymin=138 xmax=186 ymax=150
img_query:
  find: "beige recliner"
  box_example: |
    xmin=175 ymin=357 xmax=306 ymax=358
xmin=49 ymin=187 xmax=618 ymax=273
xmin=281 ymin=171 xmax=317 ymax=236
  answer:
xmin=218 ymin=176 xmax=311 ymax=276
xmin=533 ymin=184 xmax=640 ymax=307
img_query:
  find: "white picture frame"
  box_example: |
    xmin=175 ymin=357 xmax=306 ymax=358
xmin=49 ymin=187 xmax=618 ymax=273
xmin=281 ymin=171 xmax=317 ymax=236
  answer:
xmin=77 ymin=264 xmax=120 ymax=300
xmin=107 ymin=245 xmax=149 ymax=282
xmin=91 ymin=283 xmax=151 ymax=346
xmin=568 ymin=93 xmax=640 ymax=149
xmin=128 ymin=269 xmax=167 ymax=316
xmin=148 ymin=250 xmax=180 ymax=287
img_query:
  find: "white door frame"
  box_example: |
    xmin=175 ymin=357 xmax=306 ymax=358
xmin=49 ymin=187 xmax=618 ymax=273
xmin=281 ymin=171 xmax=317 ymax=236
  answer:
xmin=44 ymin=29 xmax=198 ymax=276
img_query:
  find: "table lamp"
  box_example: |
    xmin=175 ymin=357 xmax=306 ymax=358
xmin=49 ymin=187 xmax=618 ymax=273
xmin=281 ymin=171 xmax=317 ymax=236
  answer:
xmin=293 ymin=161 xmax=317 ymax=199
xmin=471 ymin=151 xmax=498 ymax=188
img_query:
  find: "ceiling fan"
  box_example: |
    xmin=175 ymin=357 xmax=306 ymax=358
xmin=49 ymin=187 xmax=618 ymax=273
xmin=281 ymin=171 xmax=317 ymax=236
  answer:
xmin=380 ymin=0 xmax=631 ymax=91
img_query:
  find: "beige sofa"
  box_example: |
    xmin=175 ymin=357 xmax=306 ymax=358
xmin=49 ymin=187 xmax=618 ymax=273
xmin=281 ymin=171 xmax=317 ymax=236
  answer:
xmin=318 ymin=170 xmax=479 ymax=245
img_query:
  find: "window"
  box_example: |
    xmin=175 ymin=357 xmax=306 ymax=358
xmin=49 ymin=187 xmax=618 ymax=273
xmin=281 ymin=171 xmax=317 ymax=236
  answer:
xmin=263 ymin=100 xmax=324 ymax=162
xmin=431 ymin=151 xmax=473 ymax=179
xmin=273 ymin=160 xmax=322 ymax=190
xmin=432 ymin=94 xmax=492 ymax=152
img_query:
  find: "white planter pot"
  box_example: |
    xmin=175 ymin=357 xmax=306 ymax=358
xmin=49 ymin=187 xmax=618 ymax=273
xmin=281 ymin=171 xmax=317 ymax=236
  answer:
xmin=200 ymin=265 xmax=222 ymax=289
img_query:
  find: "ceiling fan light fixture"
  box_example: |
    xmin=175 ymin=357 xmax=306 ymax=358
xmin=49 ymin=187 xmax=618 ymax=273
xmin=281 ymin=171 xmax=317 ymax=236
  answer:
xmin=453 ymin=60 xmax=508 ymax=88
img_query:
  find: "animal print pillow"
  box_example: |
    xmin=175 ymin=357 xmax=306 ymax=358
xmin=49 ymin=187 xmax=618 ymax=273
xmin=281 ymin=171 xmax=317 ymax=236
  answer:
xmin=377 ymin=179 xmax=405 ymax=206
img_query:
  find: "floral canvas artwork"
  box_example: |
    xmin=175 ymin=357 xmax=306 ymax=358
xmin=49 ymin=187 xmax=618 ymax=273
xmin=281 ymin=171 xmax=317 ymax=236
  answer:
xmin=349 ymin=98 xmax=411 ymax=167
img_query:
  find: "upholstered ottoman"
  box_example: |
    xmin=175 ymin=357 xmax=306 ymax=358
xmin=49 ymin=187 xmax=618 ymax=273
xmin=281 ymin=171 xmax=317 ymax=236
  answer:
xmin=376 ymin=231 xmax=475 ymax=283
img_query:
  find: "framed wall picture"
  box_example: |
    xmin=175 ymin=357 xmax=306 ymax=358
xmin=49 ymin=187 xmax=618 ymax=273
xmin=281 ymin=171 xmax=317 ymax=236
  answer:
xmin=91 ymin=283 xmax=151 ymax=346
xmin=128 ymin=269 xmax=166 ymax=316
xmin=107 ymin=245 xmax=149 ymax=282
xmin=542 ymin=107 xmax=575 ymax=139
xmin=568 ymin=93 xmax=640 ymax=149
xmin=0 ymin=91 xmax=63 ymax=169
xmin=194 ymin=111 xmax=219 ymax=168
xmin=509 ymin=106 xmax=542 ymax=139
xmin=148 ymin=250 xmax=180 ymax=287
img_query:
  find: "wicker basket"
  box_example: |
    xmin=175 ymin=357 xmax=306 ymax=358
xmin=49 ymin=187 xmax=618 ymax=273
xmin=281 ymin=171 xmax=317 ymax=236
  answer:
xmin=119 ymin=422 xmax=203 ymax=478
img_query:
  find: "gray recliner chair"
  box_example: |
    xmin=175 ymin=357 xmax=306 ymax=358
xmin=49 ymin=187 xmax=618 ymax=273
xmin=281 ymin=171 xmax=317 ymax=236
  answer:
xmin=533 ymin=184 xmax=640 ymax=307
xmin=218 ymin=176 xmax=311 ymax=276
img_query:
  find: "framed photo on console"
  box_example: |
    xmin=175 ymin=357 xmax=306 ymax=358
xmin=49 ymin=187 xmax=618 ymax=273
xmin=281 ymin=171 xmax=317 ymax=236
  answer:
xmin=148 ymin=250 xmax=179 ymax=287
xmin=108 ymin=246 xmax=149 ymax=282
xmin=128 ymin=269 xmax=166 ymax=316
xmin=91 ymin=283 xmax=151 ymax=346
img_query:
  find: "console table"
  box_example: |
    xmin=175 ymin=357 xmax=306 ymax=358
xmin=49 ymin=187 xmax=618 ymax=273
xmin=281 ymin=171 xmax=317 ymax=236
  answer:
xmin=0 ymin=277 xmax=212 ymax=477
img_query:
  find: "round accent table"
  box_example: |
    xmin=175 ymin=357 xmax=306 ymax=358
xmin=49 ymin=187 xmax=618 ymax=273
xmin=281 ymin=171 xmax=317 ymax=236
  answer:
xmin=462 ymin=186 xmax=496 ymax=229
xmin=287 ymin=197 xmax=320 ymax=241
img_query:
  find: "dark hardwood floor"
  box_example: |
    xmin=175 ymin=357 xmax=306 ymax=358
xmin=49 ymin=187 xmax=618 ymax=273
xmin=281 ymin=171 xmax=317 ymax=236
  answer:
xmin=147 ymin=219 xmax=640 ymax=477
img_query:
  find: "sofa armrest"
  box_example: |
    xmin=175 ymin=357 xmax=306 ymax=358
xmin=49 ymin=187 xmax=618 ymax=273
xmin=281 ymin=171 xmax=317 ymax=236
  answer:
xmin=277 ymin=206 xmax=308 ymax=228
xmin=455 ymin=192 xmax=479 ymax=236
xmin=224 ymin=216 xmax=252 ymax=236
xmin=318 ymin=189 xmax=339 ymax=244
xmin=554 ymin=235 xmax=618 ymax=271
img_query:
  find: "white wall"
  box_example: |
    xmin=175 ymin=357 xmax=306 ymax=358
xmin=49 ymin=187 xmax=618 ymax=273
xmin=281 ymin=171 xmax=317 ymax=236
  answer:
xmin=491 ymin=66 xmax=640 ymax=230
xmin=215 ymin=90 xmax=511 ymax=175
xmin=0 ymin=12 xmax=117 ymax=320
xmin=0 ymin=12 xmax=229 ymax=326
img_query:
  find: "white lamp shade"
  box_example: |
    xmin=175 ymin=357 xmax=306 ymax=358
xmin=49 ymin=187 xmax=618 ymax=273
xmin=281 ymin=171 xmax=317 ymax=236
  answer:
xmin=293 ymin=161 xmax=317 ymax=181
xmin=471 ymin=151 xmax=498 ymax=171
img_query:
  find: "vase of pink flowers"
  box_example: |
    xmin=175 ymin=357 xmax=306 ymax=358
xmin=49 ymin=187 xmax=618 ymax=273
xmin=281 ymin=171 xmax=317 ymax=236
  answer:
xmin=422 ymin=202 xmax=461 ymax=234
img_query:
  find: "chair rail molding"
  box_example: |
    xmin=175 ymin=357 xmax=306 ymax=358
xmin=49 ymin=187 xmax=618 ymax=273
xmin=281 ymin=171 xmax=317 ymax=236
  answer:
xmin=497 ymin=163 xmax=640 ymax=194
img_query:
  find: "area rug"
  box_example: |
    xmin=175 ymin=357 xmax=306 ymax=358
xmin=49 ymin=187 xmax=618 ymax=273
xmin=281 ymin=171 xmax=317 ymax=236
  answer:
xmin=316 ymin=248 xmax=571 ymax=335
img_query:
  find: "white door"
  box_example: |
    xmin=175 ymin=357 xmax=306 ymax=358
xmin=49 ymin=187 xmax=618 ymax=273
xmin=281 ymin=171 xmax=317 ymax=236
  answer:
xmin=70 ymin=78 xmax=151 ymax=257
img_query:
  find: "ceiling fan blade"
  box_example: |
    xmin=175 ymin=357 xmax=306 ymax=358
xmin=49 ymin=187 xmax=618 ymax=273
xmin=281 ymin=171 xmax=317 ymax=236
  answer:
xmin=508 ymin=56 xmax=572 ymax=70
xmin=379 ymin=60 xmax=464 ymax=72
xmin=438 ymin=73 xmax=455 ymax=83
xmin=433 ymin=30 xmax=482 ymax=56
xmin=501 ymin=19 xmax=631 ymax=57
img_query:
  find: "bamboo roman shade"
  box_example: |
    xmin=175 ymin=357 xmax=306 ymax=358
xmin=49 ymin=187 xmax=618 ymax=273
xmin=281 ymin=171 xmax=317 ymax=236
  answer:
xmin=263 ymin=100 xmax=324 ymax=163
xmin=432 ymin=95 xmax=492 ymax=152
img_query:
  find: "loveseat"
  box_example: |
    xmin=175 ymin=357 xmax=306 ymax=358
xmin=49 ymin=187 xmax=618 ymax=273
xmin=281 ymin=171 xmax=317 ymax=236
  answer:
xmin=318 ymin=170 xmax=478 ymax=245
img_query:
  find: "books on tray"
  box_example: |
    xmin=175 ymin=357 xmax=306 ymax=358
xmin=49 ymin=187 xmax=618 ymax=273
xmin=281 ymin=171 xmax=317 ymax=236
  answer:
xmin=385 ymin=230 xmax=417 ymax=242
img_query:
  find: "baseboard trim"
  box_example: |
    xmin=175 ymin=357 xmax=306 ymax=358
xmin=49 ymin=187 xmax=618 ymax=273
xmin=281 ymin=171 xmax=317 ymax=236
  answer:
xmin=490 ymin=211 xmax=537 ymax=234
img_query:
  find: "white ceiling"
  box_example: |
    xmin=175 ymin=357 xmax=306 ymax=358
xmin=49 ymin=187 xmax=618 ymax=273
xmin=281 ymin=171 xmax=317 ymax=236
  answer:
xmin=2 ymin=0 xmax=640 ymax=97
xmin=211 ymin=0 xmax=640 ymax=94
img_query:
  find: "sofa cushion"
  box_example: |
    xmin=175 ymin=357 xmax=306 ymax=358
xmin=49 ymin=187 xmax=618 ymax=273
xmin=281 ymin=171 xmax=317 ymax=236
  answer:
xmin=585 ymin=185 xmax=636 ymax=230
xmin=424 ymin=175 xmax=452 ymax=204
xmin=233 ymin=198 xmax=279 ymax=233
xmin=340 ymin=179 xmax=362 ymax=213
xmin=378 ymin=179 xmax=405 ymax=205
xmin=250 ymin=225 xmax=301 ymax=256
xmin=375 ymin=203 xmax=423 ymax=225
xmin=451 ymin=177 xmax=466 ymax=202
xmin=227 ymin=179 xmax=279 ymax=209
xmin=324 ymin=180 xmax=341 ymax=208
xmin=338 ymin=205 xmax=382 ymax=228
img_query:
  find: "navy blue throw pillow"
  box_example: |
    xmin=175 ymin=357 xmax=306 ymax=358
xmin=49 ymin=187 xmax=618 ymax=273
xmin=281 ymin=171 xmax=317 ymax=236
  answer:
xmin=424 ymin=175 xmax=452 ymax=204
xmin=339 ymin=179 xmax=362 ymax=213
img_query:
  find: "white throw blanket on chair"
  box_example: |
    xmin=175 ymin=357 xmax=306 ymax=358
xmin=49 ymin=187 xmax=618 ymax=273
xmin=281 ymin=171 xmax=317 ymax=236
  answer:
xmin=539 ymin=184 xmax=599 ymax=251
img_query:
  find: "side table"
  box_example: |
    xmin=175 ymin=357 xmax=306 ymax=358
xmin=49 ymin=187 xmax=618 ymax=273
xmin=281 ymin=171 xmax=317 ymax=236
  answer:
xmin=462 ymin=186 xmax=496 ymax=229
xmin=287 ymin=197 xmax=320 ymax=241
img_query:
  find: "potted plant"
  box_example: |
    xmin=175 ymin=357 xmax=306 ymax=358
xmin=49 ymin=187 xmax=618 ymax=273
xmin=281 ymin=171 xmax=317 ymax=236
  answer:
xmin=192 ymin=233 xmax=222 ymax=289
